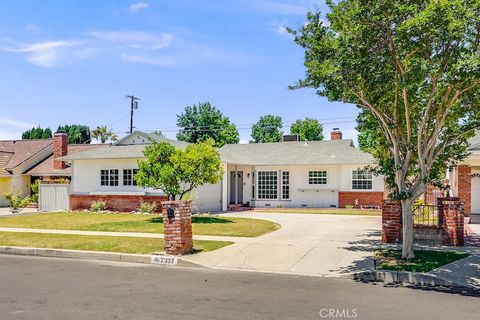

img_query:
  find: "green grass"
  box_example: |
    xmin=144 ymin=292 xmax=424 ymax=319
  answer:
xmin=255 ymin=208 xmax=380 ymax=216
xmin=0 ymin=213 xmax=280 ymax=237
xmin=0 ymin=232 xmax=232 ymax=254
xmin=374 ymin=249 xmax=469 ymax=272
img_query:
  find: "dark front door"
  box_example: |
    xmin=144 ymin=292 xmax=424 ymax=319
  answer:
xmin=230 ymin=171 xmax=243 ymax=204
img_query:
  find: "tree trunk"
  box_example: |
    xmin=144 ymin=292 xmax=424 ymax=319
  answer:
xmin=401 ymin=198 xmax=415 ymax=259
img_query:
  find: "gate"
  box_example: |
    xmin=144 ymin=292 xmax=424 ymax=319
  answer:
xmin=39 ymin=183 xmax=70 ymax=212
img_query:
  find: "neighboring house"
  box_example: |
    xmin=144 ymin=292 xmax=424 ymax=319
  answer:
xmin=449 ymin=131 xmax=480 ymax=218
xmin=62 ymin=129 xmax=385 ymax=212
xmin=0 ymin=132 xmax=105 ymax=207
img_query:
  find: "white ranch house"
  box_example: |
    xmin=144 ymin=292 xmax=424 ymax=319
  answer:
xmin=62 ymin=130 xmax=385 ymax=212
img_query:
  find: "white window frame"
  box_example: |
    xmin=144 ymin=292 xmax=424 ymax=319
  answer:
xmin=281 ymin=171 xmax=290 ymax=200
xmin=256 ymin=170 xmax=278 ymax=200
xmin=352 ymin=170 xmax=373 ymax=190
xmin=123 ymin=169 xmax=138 ymax=186
xmin=308 ymin=170 xmax=327 ymax=185
xmin=101 ymin=169 xmax=119 ymax=186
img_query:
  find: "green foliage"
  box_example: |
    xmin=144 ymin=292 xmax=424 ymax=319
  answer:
xmin=290 ymin=1 xmax=480 ymax=201
xmin=290 ymin=117 xmax=324 ymax=141
xmin=176 ymin=102 xmax=239 ymax=147
xmin=90 ymin=200 xmax=107 ymax=212
xmin=91 ymin=125 xmax=118 ymax=143
xmin=137 ymin=201 xmax=158 ymax=214
xmin=345 ymin=204 xmax=355 ymax=209
xmin=57 ymin=125 xmax=91 ymax=144
xmin=3 ymin=191 xmax=31 ymax=214
xmin=250 ymin=115 xmax=283 ymax=143
xmin=22 ymin=126 xmax=52 ymax=140
xmin=30 ymin=180 xmax=39 ymax=203
xmin=136 ymin=140 xmax=224 ymax=200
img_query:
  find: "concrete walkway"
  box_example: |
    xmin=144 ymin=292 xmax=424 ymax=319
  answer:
xmin=182 ymin=212 xmax=381 ymax=277
xmin=0 ymin=227 xmax=248 ymax=243
xmin=429 ymin=255 xmax=480 ymax=289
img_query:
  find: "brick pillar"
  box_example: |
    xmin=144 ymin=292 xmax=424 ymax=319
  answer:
xmin=457 ymin=165 xmax=471 ymax=217
xmin=382 ymin=200 xmax=401 ymax=243
xmin=438 ymin=197 xmax=464 ymax=246
xmin=54 ymin=132 xmax=68 ymax=170
xmin=161 ymin=201 xmax=193 ymax=255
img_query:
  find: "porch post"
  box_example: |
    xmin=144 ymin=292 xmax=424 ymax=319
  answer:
xmin=235 ymin=165 xmax=238 ymax=205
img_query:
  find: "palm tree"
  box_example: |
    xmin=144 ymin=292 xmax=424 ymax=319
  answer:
xmin=91 ymin=125 xmax=118 ymax=143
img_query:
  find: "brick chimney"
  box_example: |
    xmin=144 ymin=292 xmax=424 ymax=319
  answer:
xmin=54 ymin=132 xmax=68 ymax=170
xmin=330 ymin=128 xmax=343 ymax=140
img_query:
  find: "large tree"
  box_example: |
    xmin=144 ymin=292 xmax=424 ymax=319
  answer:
xmin=136 ymin=140 xmax=224 ymax=200
xmin=176 ymin=102 xmax=239 ymax=147
xmin=290 ymin=0 xmax=480 ymax=259
xmin=250 ymin=115 xmax=283 ymax=143
xmin=22 ymin=126 xmax=52 ymax=139
xmin=290 ymin=117 xmax=324 ymax=141
xmin=57 ymin=125 xmax=92 ymax=144
xmin=91 ymin=125 xmax=118 ymax=143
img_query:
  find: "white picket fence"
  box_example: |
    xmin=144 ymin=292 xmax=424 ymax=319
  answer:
xmin=39 ymin=183 xmax=70 ymax=212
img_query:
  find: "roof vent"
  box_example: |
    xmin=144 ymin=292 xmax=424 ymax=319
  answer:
xmin=282 ymin=134 xmax=300 ymax=142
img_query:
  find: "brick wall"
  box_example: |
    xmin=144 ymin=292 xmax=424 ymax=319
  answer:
xmin=457 ymin=165 xmax=471 ymax=216
xmin=338 ymin=191 xmax=384 ymax=208
xmin=70 ymin=194 xmax=167 ymax=213
xmin=381 ymin=200 xmax=402 ymax=243
xmin=161 ymin=201 xmax=193 ymax=255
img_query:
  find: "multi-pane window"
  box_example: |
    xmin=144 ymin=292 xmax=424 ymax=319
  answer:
xmin=309 ymin=171 xmax=327 ymax=184
xmin=100 ymin=169 xmax=119 ymax=186
xmin=123 ymin=169 xmax=138 ymax=186
xmin=257 ymin=171 xmax=278 ymax=200
xmin=352 ymin=170 xmax=373 ymax=190
xmin=282 ymin=171 xmax=290 ymax=200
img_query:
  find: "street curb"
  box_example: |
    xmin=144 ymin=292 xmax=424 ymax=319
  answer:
xmin=352 ymin=270 xmax=468 ymax=288
xmin=0 ymin=246 xmax=202 ymax=268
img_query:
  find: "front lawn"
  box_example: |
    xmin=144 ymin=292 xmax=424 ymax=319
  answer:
xmin=0 ymin=213 xmax=279 ymax=237
xmin=0 ymin=232 xmax=231 ymax=254
xmin=255 ymin=208 xmax=380 ymax=216
xmin=374 ymin=249 xmax=469 ymax=273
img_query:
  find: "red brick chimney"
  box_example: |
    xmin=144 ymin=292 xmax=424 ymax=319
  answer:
xmin=330 ymin=128 xmax=343 ymax=140
xmin=54 ymin=132 xmax=68 ymax=170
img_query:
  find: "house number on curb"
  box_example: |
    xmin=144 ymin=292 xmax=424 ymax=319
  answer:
xmin=151 ymin=255 xmax=178 ymax=265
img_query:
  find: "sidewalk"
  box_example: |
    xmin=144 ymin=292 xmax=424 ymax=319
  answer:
xmin=0 ymin=227 xmax=250 ymax=243
xmin=429 ymin=254 xmax=480 ymax=289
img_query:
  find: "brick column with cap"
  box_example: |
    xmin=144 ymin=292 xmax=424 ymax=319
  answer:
xmin=53 ymin=132 xmax=68 ymax=170
xmin=381 ymin=200 xmax=402 ymax=243
xmin=161 ymin=201 xmax=193 ymax=255
xmin=438 ymin=197 xmax=464 ymax=246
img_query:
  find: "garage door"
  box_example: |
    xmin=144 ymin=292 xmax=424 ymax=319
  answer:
xmin=472 ymin=176 xmax=480 ymax=214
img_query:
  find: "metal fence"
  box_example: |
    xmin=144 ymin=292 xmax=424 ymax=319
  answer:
xmin=413 ymin=204 xmax=441 ymax=227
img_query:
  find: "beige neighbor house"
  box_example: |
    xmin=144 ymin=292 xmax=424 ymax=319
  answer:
xmin=0 ymin=133 xmax=105 ymax=207
xmin=62 ymin=129 xmax=385 ymax=213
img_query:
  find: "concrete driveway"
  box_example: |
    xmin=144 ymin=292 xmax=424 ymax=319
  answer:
xmin=183 ymin=212 xmax=381 ymax=277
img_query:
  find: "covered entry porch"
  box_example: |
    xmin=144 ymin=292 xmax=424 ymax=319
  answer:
xmin=225 ymin=164 xmax=254 ymax=211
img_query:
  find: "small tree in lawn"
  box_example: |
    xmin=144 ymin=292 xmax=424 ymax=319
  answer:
xmin=135 ymin=140 xmax=224 ymax=201
xmin=290 ymin=0 xmax=480 ymax=259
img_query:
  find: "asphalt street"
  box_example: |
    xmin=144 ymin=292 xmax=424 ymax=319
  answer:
xmin=0 ymin=255 xmax=478 ymax=320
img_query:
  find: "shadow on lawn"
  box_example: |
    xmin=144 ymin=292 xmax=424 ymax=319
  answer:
xmin=147 ymin=216 xmax=234 ymax=224
xmin=334 ymin=229 xmax=480 ymax=298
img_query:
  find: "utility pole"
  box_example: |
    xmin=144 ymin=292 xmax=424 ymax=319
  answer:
xmin=126 ymin=95 xmax=140 ymax=134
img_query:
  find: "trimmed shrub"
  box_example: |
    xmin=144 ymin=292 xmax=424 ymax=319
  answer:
xmin=138 ymin=201 xmax=158 ymax=214
xmin=3 ymin=191 xmax=31 ymax=213
xmin=90 ymin=200 xmax=107 ymax=212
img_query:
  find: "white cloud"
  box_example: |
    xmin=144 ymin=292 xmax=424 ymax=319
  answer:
xmin=89 ymin=31 xmax=175 ymax=50
xmin=0 ymin=117 xmax=36 ymax=129
xmin=0 ymin=38 xmax=88 ymax=67
xmin=128 ymin=2 xmax=150 ymax=13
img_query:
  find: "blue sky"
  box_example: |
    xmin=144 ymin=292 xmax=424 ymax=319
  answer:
xmin=0 ymin=0 xmax=359 ymax=143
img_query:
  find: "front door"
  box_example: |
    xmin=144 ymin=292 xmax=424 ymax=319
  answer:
xmin=230 ymin=171 xmax=243 ymax=204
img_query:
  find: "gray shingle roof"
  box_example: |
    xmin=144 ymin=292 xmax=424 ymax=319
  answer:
xmin=219 ymin=139 xmax=374 ymax=165
xmin=61 ymin=136 xmax=189 ymax=160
